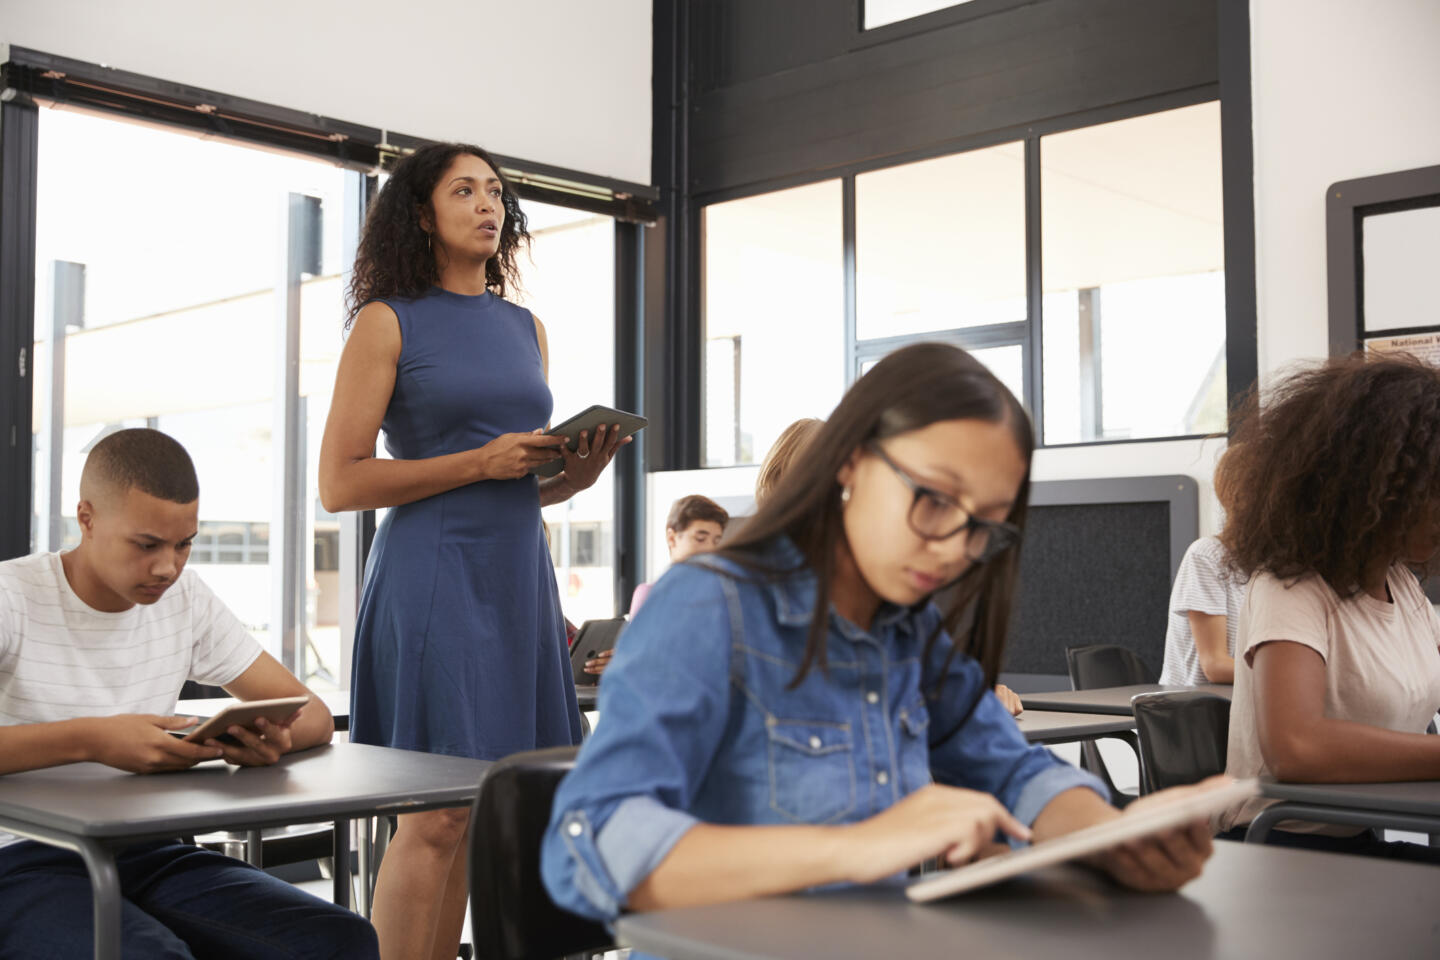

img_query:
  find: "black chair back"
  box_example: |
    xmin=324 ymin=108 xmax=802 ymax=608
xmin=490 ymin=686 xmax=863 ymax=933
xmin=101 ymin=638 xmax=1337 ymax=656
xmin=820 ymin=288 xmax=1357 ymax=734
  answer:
xmin=1131 ymin=692 xmax=1231 ymax=794
xmin=1065 ymin=644 xmax=1152 ymax=689
xmin=468 ymin=746 xmax=612 ymax=960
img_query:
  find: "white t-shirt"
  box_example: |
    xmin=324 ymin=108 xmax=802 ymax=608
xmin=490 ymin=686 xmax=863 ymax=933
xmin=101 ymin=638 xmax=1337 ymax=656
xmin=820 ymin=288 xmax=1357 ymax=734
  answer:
xmin=0 ymin=552 xmax=262 ymax=849
xmin=1159 ymin=537 xmax=1246 ymax=685
xmin=1219 ymin=566 xmax=1440 ymax=833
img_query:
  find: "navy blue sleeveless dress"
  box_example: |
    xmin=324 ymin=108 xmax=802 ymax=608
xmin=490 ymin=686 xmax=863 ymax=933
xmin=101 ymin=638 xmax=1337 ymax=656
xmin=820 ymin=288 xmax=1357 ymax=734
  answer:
xmin=349 ymin=288 xmax=583 ymax=760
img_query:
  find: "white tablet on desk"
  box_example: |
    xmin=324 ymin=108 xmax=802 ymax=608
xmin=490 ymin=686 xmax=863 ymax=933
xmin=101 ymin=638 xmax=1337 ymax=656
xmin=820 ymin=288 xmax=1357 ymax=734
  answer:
xmin=906 ymin=778 xmax=1258 ymax=903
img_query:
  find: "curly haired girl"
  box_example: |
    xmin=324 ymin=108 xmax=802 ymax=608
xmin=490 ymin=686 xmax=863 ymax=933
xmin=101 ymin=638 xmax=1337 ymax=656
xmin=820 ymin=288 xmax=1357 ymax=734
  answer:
xmin=1216 ymin=352 xmax=1440 ymax=862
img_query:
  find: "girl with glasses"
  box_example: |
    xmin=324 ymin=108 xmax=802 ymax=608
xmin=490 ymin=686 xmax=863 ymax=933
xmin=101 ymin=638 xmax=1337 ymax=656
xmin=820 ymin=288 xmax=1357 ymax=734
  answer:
xmin=542 ymin=343 xmax=1217 ymax=926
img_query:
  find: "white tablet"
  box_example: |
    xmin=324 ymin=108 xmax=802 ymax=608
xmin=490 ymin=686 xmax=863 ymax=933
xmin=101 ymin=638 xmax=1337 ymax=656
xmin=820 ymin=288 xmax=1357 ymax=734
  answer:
xmin=170 ymin=696 xmax=311 ymax=745
xmin=905 ymin=778 xmax=1258 ymax=903
xmin=532 ymin=405 xmax=649 ymax=478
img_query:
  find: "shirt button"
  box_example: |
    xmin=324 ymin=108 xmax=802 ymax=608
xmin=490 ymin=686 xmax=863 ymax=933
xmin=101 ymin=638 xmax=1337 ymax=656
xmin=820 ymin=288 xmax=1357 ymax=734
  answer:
xmin=567 ymin=821 xmax=583 ymax=837
xmin=866 ymin=691 xmax=880 ymax=705
xmin=809 ymin=736 xmax=823 ymax=749
xmin=876 ymin=771 xmax=889 ymax=785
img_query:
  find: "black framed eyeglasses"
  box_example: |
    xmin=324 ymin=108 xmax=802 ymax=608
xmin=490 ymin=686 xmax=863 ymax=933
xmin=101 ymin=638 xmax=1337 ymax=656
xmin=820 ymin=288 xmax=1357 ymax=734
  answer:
xmin=866 ymin=442 xmax=1021 ymax=564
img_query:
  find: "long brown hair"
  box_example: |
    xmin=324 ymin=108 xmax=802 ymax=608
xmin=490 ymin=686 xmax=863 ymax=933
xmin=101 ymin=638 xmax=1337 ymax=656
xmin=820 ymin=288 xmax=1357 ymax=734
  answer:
xmin=1220 ymin=352 xmax=1440 ymax=595
xmin=715 ymin=342 xmax=1033 ymax=692
xmin=345 ymin=142 xmax=530 ymax=327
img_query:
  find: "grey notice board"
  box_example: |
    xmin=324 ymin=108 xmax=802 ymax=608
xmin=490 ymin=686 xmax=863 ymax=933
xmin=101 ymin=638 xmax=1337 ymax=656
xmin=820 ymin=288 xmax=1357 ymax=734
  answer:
xmin=1004 ymin=475 xmax=1199 ymax=678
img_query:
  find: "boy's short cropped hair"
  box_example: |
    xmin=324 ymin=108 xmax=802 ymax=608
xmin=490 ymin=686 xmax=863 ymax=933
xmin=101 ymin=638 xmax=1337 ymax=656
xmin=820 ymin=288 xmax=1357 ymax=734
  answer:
xmin=665 ymin=495 xmax=729 ymax=534
xmin=82 ymin=428 xmax=199 ymax=504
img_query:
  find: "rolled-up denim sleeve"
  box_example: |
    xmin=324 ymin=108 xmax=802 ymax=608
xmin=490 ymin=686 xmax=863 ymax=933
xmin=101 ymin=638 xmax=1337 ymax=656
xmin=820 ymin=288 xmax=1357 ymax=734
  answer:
xmin=921 ymin=620 xmax=1107 ymax=837
xmin=541 ymin=563 xmax=737 ymax=921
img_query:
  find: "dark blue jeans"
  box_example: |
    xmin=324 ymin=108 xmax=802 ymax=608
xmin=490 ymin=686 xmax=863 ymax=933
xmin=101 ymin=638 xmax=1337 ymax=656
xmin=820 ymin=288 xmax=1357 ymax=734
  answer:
xmin=0 ymin=839 xmax=379 ymax=960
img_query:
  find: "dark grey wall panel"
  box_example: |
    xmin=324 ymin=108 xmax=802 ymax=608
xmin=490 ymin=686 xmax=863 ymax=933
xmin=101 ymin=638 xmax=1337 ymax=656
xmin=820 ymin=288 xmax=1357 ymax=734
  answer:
xmin=687 ymin=0 xmax=1219 ymax=195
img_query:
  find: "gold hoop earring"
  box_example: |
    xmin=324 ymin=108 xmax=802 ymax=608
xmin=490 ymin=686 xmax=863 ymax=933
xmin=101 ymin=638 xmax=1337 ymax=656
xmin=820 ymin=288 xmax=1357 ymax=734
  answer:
xmin=427 ymin=232 xmax=432 ymax=252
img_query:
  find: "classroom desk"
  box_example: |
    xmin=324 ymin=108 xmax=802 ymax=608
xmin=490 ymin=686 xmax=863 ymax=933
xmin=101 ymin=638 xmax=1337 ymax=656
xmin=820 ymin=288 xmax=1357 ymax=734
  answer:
xmin=1248 ymin=780 xmax=1440 ymax=842
xmin=574 ymin=684 xmax=599 ymax=710
xmin=1016 ymin=710 xmax=1137 ymax=745
xmin=1021 ymin=683 xmax=1232 ymax=716
xmin=0 ymin=742 xmax=490 ymax=960
xmin=176 ymin=689 xmax=352 ymax=731
xmin=615 ymin=841 xmax=1440 ymax=960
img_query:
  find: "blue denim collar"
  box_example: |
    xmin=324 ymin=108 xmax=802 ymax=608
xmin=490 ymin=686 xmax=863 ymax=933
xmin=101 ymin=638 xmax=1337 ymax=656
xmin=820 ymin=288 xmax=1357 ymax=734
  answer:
xmin=696 ymin=535 xmax=915 ymax=636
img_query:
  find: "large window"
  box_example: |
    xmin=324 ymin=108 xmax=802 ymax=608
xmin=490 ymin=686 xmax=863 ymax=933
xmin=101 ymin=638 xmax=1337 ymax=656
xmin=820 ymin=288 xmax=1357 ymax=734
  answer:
xmin=864 ymin=0 xmax=980 ymax=30
xmin=702 ymin=180 xmax=845 ymax=466
xmin=698 ymin=100 xmax=1225 ymax=451
xmin=1040 ymin=102 xmax=1226 ymax=444
xmin=30 ymin=108 xmax=351 ymax=691
xmin=515 ymin=201 xmax=619 ymax=625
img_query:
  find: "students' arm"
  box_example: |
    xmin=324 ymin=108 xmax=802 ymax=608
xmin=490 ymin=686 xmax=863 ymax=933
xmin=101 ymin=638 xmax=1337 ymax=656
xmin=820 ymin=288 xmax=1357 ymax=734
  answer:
xmin=0 ymin=716 xmax=224 ymax=776
xmin=1252 ymin=640 xmax=1440 ymax=781
xmin=533 ymin=314 xmax=628 ymax=507
xmin=1030 ymin=782 xmax=1215 ymax=892
xmin=629 ymin=785 xmax=1029 ymax=911
xmin=318 ymin=301 xmax=565 ymax=512
xmin=208 ymin=650 xmax=334 ymax=766
xmin=1190 ymin=612 xmax=1235 ymax=683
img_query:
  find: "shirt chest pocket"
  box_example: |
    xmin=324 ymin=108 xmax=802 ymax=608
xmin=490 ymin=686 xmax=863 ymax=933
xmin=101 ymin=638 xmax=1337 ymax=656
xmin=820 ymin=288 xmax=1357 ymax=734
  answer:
xmin=898 ymin=697 xmax=933 ymax=793
xmin=765 ymin=719 xmax=856 ymax=824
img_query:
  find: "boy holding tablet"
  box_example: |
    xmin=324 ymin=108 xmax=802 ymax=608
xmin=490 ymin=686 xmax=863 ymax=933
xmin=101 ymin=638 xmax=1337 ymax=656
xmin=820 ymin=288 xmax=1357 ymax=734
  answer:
xmin=0 ymin=429 xmax=377 ymax=958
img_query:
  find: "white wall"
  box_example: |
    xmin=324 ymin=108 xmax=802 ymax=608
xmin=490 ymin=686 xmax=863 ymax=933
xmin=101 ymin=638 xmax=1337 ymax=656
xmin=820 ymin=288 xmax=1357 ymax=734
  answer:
xmin=0 ymin=0 xmax=652 ymax=184
xmin=1250 ymin=0 xmax=1440 ymax=377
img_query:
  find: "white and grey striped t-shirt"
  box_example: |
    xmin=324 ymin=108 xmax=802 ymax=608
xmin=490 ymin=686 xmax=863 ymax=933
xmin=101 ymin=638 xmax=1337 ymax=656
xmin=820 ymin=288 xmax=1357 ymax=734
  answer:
xmin=1159 ymin=537 xmax=1247 ymax=686
xmin=0 ymin=551 xmax=262 ymax=850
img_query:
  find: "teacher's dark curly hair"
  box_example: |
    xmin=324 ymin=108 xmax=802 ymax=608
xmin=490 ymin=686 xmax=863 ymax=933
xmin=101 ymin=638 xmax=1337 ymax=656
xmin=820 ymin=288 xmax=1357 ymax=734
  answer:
xmin=345 ymin=142 xmax=530 ymax=327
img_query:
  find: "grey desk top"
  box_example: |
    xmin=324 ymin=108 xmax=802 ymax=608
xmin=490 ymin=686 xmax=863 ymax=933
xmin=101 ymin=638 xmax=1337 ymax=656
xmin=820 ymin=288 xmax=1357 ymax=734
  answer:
xmin=1021 ymin=684 xmax=1232 ymax=716
xmin=1016 ymin=710 xmax=1135 ymax=742
xmin=616 ymin=841 xmax=1440 ymax=960
xmin=1261 ymin=779 xmax=1440 ymax=815
xmin=0 ymin=742 xmax=489 ymax=840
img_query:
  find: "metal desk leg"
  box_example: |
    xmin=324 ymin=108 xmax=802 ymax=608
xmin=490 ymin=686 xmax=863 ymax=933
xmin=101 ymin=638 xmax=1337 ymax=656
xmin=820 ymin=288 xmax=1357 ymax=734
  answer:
xmin=357 ymin=817 xmax=373 ymax=918
xmin=75 ymin=839 xmax=122 ymax=960
xmin=332 ymin=817 xmax=353 ymax=911
xmin=245 ymin=828 xmax=264 ymax=867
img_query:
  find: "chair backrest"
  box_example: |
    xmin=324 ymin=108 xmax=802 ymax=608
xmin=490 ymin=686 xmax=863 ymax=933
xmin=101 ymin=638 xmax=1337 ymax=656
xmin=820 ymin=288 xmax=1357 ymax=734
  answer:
xmin=468 ymin=745 xmax=612 ymax=960
xmin=1065 ymin=644 xmax=1152 ymax=690
xmin=1131 ymin=692 xmax=1231 ymax=794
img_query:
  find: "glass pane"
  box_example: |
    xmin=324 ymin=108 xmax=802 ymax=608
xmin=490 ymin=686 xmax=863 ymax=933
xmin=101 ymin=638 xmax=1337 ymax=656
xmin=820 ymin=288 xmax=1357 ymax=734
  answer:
xmin=1040 ymin=102 xmax=1226 ymax=444
xmin=860 ymin=343 xmax=1023 ymax=402
xmin=515 ymin=201 xmax=619 ymax=624
xmin=856 ymin=143 xmax=1025 ymax=338
xmin=865 ymin=0 xmax=978 ymax=29
xmin=30 ymin=108 xmax=348 ymax=689
xmin=703 ymin=180 xmax=845 ymax=466
xmin=1362 ymin=205 xmax=1440 ymax=332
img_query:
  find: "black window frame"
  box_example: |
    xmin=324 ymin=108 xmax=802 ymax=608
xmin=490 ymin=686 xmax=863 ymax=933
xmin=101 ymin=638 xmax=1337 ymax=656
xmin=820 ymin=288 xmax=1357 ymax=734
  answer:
xmin=0 ymin=46 xmax=657 ymax=615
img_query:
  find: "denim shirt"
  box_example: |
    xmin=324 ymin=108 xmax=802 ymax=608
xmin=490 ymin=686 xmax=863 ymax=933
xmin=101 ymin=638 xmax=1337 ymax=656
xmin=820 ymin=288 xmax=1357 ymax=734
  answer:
xmin=540 ymin=538 xmax=1104 ymax=922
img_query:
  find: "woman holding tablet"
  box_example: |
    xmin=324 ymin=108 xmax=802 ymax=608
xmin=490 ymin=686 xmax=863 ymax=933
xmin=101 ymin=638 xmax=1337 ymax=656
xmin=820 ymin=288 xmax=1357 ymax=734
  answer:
xmin=541 ymin=343 xmax=1216 ymax=926
xmin=319 ymin=142 xmax=624 ymax=960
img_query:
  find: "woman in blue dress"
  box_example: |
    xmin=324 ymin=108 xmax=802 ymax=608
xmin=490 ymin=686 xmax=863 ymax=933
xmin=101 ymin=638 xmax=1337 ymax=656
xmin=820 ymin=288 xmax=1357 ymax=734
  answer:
xmin=319 ymin=142 xmax=625 ymax=960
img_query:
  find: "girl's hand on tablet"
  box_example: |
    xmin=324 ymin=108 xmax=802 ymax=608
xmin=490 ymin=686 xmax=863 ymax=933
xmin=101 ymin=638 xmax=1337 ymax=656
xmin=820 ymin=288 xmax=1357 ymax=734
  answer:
xmin=842 ymin=783 xmax=1031 ymax=883
xmin=207 ymin=710 xmax=302 ymax=768
xmin=1094 ymin=777 xmax=1222 ymax=892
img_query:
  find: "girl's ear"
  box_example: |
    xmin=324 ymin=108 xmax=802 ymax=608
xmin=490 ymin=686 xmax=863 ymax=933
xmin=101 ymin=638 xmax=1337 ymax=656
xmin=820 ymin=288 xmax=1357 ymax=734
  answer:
xmin=417 ymin=205 xmax=434 ymax=233
xmin=835 ymin=447 xmax=863 ymax=491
